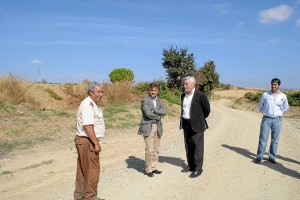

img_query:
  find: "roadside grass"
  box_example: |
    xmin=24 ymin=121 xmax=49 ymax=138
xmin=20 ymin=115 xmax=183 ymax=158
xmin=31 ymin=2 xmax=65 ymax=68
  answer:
xmin=44 ymin=88 xmax=63 ymax=100
xmin=103 ymin=104 xmax=140 ymax=129
xmin=0 ymin=108 xmax=74 ymax=158
xmin=0 ymin=136 xmax=54 ymax=157
xmin=103 ymin=81 xmax=134 ymax=106
xmin=0 ymin=74 xmax=39 ymax=108
xmin=0 ymin=171 xmax=13 ymax=176
xmin=20 ymin=159 xmax=54 ymax=170
xmin=0 ymin=159 xmax=54 ymax=177
xmin=0 ymin=76 xmax=181 ymax=158
xmin=62 ymin=80 xmax=90 ymax=106
xmin=51 ymin=109 xmax=72 ymax=118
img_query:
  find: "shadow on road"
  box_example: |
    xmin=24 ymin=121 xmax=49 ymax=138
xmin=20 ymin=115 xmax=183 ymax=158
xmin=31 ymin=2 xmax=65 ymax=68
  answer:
xmin=125 ymin=156 xmax=145 ymax=173
xmin=222 ymin=144 xmax=300 ymax=180
xmin=125 ymin=155 xmax=187 ymax=174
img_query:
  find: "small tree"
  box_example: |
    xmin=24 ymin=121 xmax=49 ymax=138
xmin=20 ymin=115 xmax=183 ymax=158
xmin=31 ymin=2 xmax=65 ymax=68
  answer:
xmin=109 ymin=68 xmax=134 ymax=83
xmin=162 ymin=46 xmax=196 ymax=89
xmin=195 ymin=60 xmax=219 ymax=98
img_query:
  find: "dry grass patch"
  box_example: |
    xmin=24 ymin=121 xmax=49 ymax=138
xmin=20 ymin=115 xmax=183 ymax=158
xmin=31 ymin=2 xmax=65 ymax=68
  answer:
xmin=0 ymin=75 xmax=40 ymax=113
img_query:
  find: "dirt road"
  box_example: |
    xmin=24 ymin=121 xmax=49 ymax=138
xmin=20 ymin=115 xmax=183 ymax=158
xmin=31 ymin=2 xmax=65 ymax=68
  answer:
xmin=1 ymin=99 xmax=299 ymax=200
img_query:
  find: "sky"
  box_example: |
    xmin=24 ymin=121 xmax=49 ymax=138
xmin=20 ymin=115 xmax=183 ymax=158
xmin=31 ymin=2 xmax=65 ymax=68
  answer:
xmin=0 ymin=0 xmax=300 ymax=90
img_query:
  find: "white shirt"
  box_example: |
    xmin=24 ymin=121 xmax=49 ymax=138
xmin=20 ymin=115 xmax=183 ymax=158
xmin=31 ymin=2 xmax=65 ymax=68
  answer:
xmin=182 ymin=88 xmax=195 ymax=119
xmin=76 ymin=96 xmax=105 ymax=140
xmin=151 ymin=96 xmax=157 ymax=109
xmin=259 ymin=90 xmax=289 ymax=118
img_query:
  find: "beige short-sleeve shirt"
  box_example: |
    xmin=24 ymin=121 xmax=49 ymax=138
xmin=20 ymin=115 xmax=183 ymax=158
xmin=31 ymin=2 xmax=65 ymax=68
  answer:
xmin=76 ymin=96 xmax=105 ymax=140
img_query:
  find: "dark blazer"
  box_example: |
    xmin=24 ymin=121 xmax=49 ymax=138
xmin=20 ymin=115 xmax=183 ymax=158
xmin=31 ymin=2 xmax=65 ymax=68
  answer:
xmin=138 ymin=96 xmax=166 ymax=136
xmin=180 ymin=89 xmax=210 ymax=133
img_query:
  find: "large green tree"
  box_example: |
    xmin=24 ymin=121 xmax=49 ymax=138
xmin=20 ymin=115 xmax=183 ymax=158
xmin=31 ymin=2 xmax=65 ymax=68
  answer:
xmin=162 ymin=46 xmax=196 ymax=89
xmin=109 ymin=68 xmax=134 ymax=83
xmin=195 ymin=60 xmax=219 ymax=98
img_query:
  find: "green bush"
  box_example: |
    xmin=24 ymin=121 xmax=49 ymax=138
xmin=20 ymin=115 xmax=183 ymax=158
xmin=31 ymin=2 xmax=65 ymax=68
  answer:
xmin=216 ymin=83 xmax=234 ymax=90
xmin=109 ymin=68 xmax=134 ymax=83
xmin=244 ymin=91 xmax=300 ymax=106
xmin=133 ymin=81 xmax=181 ymax=105
xmin=244 ymin=92 xmax=263 ymax=102
xmin=286 ymin=91 xmax=300 ymax=106
xmin=156 ymin=81 xmax=181 ymax=105
xmin=132 ymin=82 xmax=150 ymax=95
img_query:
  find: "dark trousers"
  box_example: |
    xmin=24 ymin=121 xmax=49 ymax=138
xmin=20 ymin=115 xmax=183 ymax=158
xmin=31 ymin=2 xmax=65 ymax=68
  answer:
xmin=183 ymin=120 xmax=204 ymax=172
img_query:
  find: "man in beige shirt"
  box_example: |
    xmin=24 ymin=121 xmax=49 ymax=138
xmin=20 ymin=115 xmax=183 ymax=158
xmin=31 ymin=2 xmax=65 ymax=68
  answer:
xmin=74 ymin=81 xmax=105 ymax=200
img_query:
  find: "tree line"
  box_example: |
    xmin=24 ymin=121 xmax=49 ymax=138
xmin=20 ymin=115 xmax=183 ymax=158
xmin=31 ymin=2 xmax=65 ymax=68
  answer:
xmin=109 ymin=45 xmax=219 ymax=98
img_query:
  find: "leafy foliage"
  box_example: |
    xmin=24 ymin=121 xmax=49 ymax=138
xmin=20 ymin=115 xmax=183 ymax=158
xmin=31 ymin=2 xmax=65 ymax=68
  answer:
xmin=286 ymin=91 xmax=300 ymax=106
xmin=244 ymin=91 xmax=300 ymax=106
xmin=132 ymin=82 xmax=150 ymax=96
xmin=216 ymin=83 xmax=235 ymax=90
xmin=109 ymin=68 xmax=134 ymax=83
xmin=156 ymin=81 xmax=181 ymax=105
xmin=162 ymin=46 xmax=196 ymax=89
xmin=244 ymin=92 xmax=263 ymax=102
xmin=195 ymin=60 xmax=219 ymax=98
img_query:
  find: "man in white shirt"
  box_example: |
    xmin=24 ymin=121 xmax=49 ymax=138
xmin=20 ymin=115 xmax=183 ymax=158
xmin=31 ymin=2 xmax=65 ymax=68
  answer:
xmin=74 ymin=81 xmax=105 ymax=200
xmin=180 ymin=76 xmax=210 ymax=178
xmin=255 ymin=78 xmax=289 ymax=164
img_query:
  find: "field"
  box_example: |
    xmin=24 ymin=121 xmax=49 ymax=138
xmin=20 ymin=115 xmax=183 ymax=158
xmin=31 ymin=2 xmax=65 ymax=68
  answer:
xmin=0 ymin=81 xmax=299 ymax=200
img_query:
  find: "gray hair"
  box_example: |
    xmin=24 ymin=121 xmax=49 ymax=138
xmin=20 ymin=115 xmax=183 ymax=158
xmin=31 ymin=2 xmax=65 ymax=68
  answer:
xmin=183 ymin=76 xmax=196 ymax=85
xmin=87 ymin=81 xmax=102 ymax=95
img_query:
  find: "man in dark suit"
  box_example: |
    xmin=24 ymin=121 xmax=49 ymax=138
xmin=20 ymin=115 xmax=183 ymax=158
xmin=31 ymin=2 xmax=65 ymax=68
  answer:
xmin=180 ymin=76 xmax=210 ymax=178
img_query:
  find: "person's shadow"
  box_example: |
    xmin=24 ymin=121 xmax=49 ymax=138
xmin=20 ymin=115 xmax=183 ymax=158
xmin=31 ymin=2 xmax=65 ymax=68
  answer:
xmin=125 ymin=155 xmax=186 ymax=174
xmin=221 ymin=144 xmax=300 ymax=179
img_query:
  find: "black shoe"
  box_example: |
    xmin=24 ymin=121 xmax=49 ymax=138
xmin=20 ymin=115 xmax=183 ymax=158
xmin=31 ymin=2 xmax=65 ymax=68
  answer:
xmin=146 ymin=172 xmax=154 ymax=177
xmin=189 ymin=170 xmax=202 ymax=178
xmin=254 ymin=158 xmax=262 ymax=164
xmin=152 ymin=169 xmax=162 ymax=174
xmin=268 ymin=158 xmax=277 ymax=164
xmin=181 ymin=167 xmax=193 ymax=173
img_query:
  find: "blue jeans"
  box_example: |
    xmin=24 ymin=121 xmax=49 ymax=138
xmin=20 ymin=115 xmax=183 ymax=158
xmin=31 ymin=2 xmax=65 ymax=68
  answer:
xmin=256 ymin=116 xmax=283 ymax=160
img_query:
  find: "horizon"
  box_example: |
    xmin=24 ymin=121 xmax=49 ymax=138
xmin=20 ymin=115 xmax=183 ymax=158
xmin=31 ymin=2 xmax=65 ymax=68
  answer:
xmin=0 ymin=0 xmax=300 ymax=90
xmin=2 ymin=73 xmax=298 ymax=92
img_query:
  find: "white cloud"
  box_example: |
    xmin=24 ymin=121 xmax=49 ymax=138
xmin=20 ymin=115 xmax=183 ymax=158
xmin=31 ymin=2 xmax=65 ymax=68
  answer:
xmin=212 ymin=3 xmax=229 ymax=16
xmin=296 ymin=18 xmax=300 ymax=27
xmin=237 ymin=21 xmax=244 ymax=26
xmin=259 ymin=4 xmax=293 ymax=24
xmin=30 ymin=59 xmax=44 ymax=65
xmin=268 ymin=37 xmax=280 ymax=43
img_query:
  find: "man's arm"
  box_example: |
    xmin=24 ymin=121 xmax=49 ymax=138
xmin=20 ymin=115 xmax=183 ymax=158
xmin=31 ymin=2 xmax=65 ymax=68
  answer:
xmin=84 ymin=125 xmax=101 ymax=153
xmin=258 ymin=93 xmax=265 ymax=112
xmin=282 ymin=94 xmax=289 ymax=113
xmin=154 ymin=99 xmax=167 ymax=116
xmin=201 ymin=93 xmax=210 ymax=118
xmin=141 ymin=98 xmax=160 ymax=120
